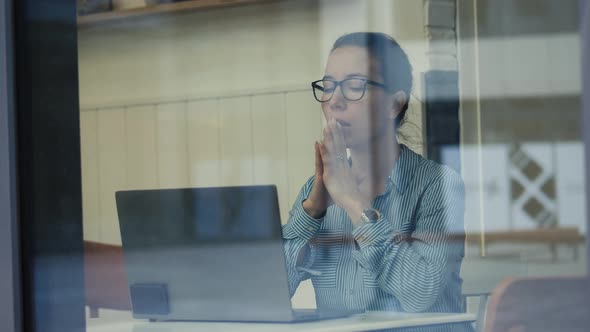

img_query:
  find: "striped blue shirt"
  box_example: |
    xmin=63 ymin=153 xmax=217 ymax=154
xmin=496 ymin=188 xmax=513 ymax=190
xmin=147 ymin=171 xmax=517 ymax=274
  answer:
xmin=282 ymin=145 xmax=472 ymax=332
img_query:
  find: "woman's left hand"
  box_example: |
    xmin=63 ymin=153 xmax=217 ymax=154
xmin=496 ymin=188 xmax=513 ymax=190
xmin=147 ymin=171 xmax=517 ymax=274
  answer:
xmin=318 ymin=118 xmax=371 ymax=223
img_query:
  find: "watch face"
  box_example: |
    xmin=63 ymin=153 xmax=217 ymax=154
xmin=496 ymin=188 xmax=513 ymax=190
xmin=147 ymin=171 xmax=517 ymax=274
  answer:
xmin=363 ymin=208 xmax=380 ymax=222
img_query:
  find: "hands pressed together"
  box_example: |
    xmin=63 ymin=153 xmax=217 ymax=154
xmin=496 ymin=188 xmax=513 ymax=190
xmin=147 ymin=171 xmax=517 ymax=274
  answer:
xmin=302 ymin=118 xmax=371 ymax=225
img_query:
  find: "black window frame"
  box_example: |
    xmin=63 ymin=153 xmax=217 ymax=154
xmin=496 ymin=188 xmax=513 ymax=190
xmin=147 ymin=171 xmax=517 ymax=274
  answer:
xmin=10 ymin=0 xmax=86 ymax=331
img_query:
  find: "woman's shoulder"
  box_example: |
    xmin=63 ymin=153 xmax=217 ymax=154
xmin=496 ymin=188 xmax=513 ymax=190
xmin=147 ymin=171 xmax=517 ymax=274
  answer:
xmin=403 ymin=145 xmax=464 ymax=190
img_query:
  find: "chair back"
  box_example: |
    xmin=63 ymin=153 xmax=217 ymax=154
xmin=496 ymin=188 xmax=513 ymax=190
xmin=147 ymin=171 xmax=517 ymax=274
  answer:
xmin=485 ymin=276 xmax=590 ymax=332
xmin=84 ymin=241 xmax=132 ymax=316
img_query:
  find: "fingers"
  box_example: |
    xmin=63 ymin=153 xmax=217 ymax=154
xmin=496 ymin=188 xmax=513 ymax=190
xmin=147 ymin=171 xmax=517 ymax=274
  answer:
xmin=321 ymin=118 xmax=346 ymax=163
xmin=317 ymin=140 xmax=328 ymax=163
xmin=322 ymin=126 xmax=334 ymax=152
xmin=309 ymin=142 xmax=331 ymax=212
xmin=314 ymin=141 xmax=324 ymax=176
xmin=329 ymin=119 xmax=346 ymax=153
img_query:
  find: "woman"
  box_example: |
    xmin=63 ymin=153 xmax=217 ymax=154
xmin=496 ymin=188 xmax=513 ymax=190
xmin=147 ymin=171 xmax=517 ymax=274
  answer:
xmin=282 ymin=32 xmax=469 ymax=330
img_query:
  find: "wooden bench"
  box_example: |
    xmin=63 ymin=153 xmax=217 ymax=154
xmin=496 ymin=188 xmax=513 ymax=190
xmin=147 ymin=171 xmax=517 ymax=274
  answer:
xmin=465 ymin=227 xmax=585 ymax=261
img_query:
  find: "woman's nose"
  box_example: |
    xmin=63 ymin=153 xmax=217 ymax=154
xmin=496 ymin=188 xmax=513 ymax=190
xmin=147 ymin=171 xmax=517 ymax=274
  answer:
xmin=328 ymin=86 xmax=346 ymax=111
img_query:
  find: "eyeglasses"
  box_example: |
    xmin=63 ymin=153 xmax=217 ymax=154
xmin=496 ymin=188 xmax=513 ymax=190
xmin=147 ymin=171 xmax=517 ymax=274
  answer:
xmin=311 ymin=78 xmax=387 ymax=102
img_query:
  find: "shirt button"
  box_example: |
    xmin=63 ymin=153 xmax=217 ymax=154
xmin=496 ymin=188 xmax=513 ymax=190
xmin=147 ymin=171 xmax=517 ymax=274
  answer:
xmin=349 ymin=289 xmax=354 ymax=295
xmin=357 ymin=235 xmax=366 ymax=242
xmin=307 ymin=226 xmax=315 ymax=232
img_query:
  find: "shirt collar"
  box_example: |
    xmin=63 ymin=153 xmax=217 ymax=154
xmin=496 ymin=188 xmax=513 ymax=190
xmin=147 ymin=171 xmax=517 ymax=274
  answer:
xmin=350 ymin=144 xmax=420 ymax=196
xmin=389 ymin=144 xmax=420 ymax=194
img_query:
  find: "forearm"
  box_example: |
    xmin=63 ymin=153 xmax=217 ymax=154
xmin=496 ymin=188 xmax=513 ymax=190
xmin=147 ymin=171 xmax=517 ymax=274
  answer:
xmin=349 ymin=206 xmax=454 ymax=312
xmin=302 ymin=199 xmax=327 ymax=219
xmin=353 ymin=236 xmax=446 ymax=312
xmin=282 ymin=181 xmax=324 ymax=296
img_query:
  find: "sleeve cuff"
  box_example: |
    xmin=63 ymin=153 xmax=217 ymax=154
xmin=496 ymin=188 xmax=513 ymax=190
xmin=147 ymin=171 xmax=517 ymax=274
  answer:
xmin=283 ymin=200 xmax=323 ymax=241
xmin=352 ymin=217 xmax=393 ymax=249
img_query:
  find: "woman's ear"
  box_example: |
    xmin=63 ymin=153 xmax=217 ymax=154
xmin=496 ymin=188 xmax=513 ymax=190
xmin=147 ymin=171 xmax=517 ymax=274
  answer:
xmin=388 ymin=91 xmax=407 ymax=121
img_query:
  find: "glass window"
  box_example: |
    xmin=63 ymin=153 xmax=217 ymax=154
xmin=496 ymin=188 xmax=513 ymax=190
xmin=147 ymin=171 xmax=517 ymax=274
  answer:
xmin=10 ymin=0 xmax=588 ymax=331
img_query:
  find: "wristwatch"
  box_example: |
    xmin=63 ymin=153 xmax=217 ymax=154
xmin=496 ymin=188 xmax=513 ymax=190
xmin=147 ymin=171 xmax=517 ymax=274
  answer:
xmin=360 ymin=208 xmax=381 ymax=224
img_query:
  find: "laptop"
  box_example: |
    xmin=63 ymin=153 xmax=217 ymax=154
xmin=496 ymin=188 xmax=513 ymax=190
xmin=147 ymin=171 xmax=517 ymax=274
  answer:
xmin=115 ymin=185 xmax=361 ymax=322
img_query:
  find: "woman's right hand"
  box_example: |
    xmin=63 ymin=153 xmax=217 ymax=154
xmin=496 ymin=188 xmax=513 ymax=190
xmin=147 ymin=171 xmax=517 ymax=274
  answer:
xmin=302 ymin=141 xmax=332 ymax=219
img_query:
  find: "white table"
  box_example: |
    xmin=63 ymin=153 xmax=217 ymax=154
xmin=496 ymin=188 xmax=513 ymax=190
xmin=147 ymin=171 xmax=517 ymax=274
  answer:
xmin=87 ymin=312 xmax=476 ymax=332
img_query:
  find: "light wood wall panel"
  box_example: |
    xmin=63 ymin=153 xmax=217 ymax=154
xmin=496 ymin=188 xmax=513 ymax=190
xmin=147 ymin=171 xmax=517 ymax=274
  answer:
xmin=81 ymin=91 xmax=323 ymax=242
xmin=80 ymin=111 xmax=100 ymax=242
xmin=187 ymin=99 xmax=221 ymax=187
xmin=157 ymin=102 xmax=189 ymax=188
xmin=97 ymin=109 xmax=128 ymax=244
xmin=285 ymin=91 xmax=323 ymax=212
xmin=218 ymin=96 xmax=254 ymax=186
xmin=125 ymin=105 xmax=158 ymax=189
xmin=251 ymin=94 xmax=290 ymax=223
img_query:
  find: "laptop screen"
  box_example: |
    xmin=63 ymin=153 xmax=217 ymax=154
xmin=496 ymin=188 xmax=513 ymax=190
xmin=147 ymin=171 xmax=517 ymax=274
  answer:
xmin=116 ymin=185 xmax=282 ymax=250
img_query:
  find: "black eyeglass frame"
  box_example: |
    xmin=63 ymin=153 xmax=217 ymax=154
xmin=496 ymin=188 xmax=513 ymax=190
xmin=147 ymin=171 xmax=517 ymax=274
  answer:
xmin=311 ymin=78 xmax=387 ymax=102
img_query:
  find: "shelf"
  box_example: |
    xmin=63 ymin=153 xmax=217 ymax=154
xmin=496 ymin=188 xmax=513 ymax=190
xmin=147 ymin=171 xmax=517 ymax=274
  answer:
xmin=77 ymin=0 xmax=275 ymax=27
